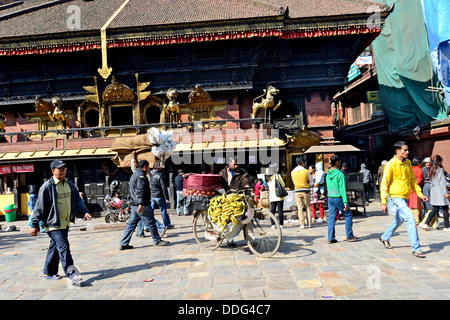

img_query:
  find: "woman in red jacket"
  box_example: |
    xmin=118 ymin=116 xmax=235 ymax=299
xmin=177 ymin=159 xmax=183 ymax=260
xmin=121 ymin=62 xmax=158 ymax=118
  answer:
xmin=408 ymin=157 xmax=424 ymax=224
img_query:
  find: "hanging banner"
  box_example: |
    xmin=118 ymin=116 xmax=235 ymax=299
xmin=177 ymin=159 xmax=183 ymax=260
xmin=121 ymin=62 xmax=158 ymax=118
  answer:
xmin=0 ymin=165 xmax=11 ymax=174
xmin=12 ymin=164 xmax=34 ymax=173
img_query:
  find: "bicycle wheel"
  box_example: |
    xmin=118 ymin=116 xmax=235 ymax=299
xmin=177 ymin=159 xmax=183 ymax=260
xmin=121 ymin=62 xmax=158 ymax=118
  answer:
xmin=193 ymin=210 xmax=223 ymax=250
xmin=244 ymin=209 xmax=282 ymax=257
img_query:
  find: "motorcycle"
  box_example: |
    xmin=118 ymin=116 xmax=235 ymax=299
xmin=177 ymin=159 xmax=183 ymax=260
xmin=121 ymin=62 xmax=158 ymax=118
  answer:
xmin=104 ymin=181 xmax=131 ymax=223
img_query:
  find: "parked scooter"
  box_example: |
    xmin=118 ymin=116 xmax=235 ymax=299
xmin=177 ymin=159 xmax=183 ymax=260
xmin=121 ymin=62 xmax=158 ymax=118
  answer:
xmin=104 ymin=180 xmax=131 ymax=223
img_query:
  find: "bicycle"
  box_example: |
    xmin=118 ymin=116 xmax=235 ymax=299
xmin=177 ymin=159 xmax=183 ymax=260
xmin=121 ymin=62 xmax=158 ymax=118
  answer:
xmin=192 ymin=188 xmax=282 ymax=257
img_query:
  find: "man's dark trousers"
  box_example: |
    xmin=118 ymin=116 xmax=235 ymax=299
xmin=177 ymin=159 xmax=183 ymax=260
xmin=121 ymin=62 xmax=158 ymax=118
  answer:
xmin=44 ymin=228 xmax=74 ymax=277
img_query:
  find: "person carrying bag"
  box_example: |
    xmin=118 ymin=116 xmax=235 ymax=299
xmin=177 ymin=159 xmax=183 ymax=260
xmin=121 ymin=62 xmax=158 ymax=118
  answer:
xmin=268 ymin=170 xmax=286 ymax=228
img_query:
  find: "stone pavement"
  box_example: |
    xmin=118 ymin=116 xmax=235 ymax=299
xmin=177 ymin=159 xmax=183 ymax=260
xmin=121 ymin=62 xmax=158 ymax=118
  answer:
xmin=0 ymin=201 xmax=449 ymax=301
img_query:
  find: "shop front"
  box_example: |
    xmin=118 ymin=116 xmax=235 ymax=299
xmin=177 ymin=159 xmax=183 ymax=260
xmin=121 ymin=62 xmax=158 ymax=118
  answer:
xmin=0 ymin=163 xmax=37 ymax=218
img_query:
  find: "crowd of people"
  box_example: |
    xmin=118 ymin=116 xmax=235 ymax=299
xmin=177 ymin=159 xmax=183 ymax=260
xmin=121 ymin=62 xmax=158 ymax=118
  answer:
xmin=27 ymin=141 xmax=449 ymax=283
xmin=260 ymin=140 xmax=449 ymax=258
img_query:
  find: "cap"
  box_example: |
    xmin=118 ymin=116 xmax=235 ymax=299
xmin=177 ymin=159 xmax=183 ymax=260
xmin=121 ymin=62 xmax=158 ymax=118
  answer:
xmin=50 ymin=159 xmax=67 ymax=169
xmin=178 ymin=169 xmax=184 ymax=173
xmin=423 ymin=157 xmax=430 ymax=163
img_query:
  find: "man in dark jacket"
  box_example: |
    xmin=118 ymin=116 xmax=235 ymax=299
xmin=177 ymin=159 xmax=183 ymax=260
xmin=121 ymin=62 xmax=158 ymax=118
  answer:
xmin=219 ymin=157 xmax=250 ymax=190
xmin=151 ymin=164 xmax=174 ymax=230
xmin=30 ymin=159 xmax=91 ymax=284
xmin=120 ymin=160 xmax=169 ymax=250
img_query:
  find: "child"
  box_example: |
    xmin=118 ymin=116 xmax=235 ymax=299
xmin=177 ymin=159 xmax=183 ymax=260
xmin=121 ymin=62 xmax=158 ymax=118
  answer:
xmin=254 ymin=178 xmax=265 ymax=206
xmin=315 ymin=162 xmax=326 ymax=200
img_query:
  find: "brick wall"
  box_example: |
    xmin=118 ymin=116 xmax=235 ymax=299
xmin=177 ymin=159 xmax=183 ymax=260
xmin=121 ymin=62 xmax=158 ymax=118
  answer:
xmin=305 ymin=91 xmax=333 ymax=128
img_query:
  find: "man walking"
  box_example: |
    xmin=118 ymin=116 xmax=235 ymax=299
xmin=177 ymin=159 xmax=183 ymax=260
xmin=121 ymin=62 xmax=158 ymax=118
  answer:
xmin=379 ymin=141 xmax=428 ymax=258
xmin=151 ymin=163 xmax=174 ymax=230
xmin=30 ymin=159 xmax=92 ymax=284
xmin=120 ymin=160 xmax=169 ymax=250
xmin=326 ymin=155 xmax=358 ymax=243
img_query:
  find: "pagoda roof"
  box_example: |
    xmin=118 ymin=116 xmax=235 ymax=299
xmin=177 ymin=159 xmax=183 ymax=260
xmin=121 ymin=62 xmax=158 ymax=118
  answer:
xmin=0 ymin=0 xmax=390 ymax=56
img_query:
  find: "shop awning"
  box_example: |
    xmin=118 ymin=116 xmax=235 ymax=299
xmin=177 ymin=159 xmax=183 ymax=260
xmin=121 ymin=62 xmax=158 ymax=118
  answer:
xmin=0 ymin=147 xmax=114 ymax=163
xmin=304 ymin=144 xmax=362 ymax=154
xmin=173 ymin=137 xmax=287 ymax=153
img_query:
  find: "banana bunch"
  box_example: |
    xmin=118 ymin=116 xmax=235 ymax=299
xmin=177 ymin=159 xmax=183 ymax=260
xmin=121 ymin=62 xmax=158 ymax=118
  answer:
xmin=208 ymin=193 xmax=246 ymax=232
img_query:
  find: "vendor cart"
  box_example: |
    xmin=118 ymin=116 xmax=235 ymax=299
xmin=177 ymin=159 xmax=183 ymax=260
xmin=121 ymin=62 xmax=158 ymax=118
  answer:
xmin=181 ymin=174 xmax=282 ymax=257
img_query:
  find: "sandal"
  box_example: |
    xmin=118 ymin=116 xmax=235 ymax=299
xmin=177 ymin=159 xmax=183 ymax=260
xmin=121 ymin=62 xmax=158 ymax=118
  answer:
xmin=379 ymin=236 xmax=393 ymax=249
xmin=44 ymin=274 xmax=62 ymax=280
xmin=412 ymin=251 xmax=426 ymax=258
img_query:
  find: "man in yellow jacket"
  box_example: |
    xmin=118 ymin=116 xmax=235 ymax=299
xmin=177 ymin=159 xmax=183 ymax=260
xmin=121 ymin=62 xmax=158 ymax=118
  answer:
xmin=379 ymin=141 xmax=428 ymax=258
xmin=291 ymin=156 xmax=313 ymax=228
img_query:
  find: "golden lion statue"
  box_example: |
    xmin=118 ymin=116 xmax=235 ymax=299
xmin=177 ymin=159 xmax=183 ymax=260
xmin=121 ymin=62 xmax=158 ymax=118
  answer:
xmin=251 ymin=84 xmax=282 ymax=122
xmin=163 ymin=88 xmax=180 ymax=126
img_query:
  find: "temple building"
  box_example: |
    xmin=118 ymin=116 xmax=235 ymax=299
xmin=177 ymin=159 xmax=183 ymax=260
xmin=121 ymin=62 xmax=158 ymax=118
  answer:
xmin=0 ymin=0 xmax=390 ymax=215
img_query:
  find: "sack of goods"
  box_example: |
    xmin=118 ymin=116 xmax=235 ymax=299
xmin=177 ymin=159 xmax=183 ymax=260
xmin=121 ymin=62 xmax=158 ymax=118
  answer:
xmin=208 ymin=193 xmax=246 ymax=234
xmin=183 ymin=174 xmax=225 ymax=192
xmin=181 ymin=174 xmax=226 ymax=211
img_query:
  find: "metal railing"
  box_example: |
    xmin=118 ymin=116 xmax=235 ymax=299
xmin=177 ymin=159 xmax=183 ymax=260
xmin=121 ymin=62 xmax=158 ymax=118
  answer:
xmin=0 ymin=117 xmax=300 ymax=143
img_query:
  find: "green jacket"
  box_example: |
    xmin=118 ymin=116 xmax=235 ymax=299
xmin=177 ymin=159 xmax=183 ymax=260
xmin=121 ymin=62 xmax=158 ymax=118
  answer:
xmin=326 ymin=168 xmax=348 ymax=205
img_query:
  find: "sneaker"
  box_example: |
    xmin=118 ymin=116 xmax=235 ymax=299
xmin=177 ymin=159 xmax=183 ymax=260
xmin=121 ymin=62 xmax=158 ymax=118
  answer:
xmin=120 ymin=245 xmax=134 ymax=250
xmin=271 ymin=225 xmax=276 ymax=229
xmin=300 ymin=225 xmax=305 ymax=229
xmin=443 ymin=228 xmax=450 ymax=232
xmin=421 ymin=224 xmax=430 ymax=231
xmin=316 ymin=218 xmax=322 ymax=223
xmin=156 ymin=240 xmax=170 ymax=246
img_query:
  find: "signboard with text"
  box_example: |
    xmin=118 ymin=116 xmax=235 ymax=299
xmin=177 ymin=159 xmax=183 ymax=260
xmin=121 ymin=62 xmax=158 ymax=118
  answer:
xmin=12 ymin=164 xmax=34 ymax=173
xmin=355 ymin=56 xmax=373 ymax=65
xmin=0 ymin=165 xmax=11 ymax=174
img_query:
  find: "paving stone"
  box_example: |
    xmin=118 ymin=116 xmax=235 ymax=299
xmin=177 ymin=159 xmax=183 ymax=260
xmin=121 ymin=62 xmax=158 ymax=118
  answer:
xmin=1 ymin=202 xmax=449 ymax=300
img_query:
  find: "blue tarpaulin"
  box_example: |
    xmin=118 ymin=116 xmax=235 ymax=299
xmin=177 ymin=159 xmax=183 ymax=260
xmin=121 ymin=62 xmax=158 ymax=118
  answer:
xmin=421 ymin=0 xmax=450 ymax=105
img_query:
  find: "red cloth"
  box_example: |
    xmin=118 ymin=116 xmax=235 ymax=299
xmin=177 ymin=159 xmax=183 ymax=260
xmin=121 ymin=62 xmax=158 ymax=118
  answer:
xmin=412 ymin=166 xmax=424 ymax=187
xmin=184 ymin=174 xmax=225 ymax=191
xmin=409 ymin=165 xmax=424 ymax=209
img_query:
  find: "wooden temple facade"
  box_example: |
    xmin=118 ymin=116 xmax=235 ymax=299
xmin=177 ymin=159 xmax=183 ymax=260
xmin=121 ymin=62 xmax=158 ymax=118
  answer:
xmin=0 ymin=0 xmax=390 ymax=215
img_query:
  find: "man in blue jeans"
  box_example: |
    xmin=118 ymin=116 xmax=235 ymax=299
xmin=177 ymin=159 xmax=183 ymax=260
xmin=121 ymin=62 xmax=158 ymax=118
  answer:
xmin=326 ymin=155 xmax=358 ymax=244
xmin=30 ymin=159 xmax=92 ymax=284
xmin=120 ymin=160 xmax=169 ymax=249
xmin=150 ymin=163 xmax=174 ymax=232
xmin=379 ymin=141 xmax=428 ymax=258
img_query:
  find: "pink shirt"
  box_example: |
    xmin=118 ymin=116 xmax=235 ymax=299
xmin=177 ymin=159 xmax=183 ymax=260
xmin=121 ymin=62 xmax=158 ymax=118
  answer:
xmin=255 ymin=182 xmax=264 ymax=198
